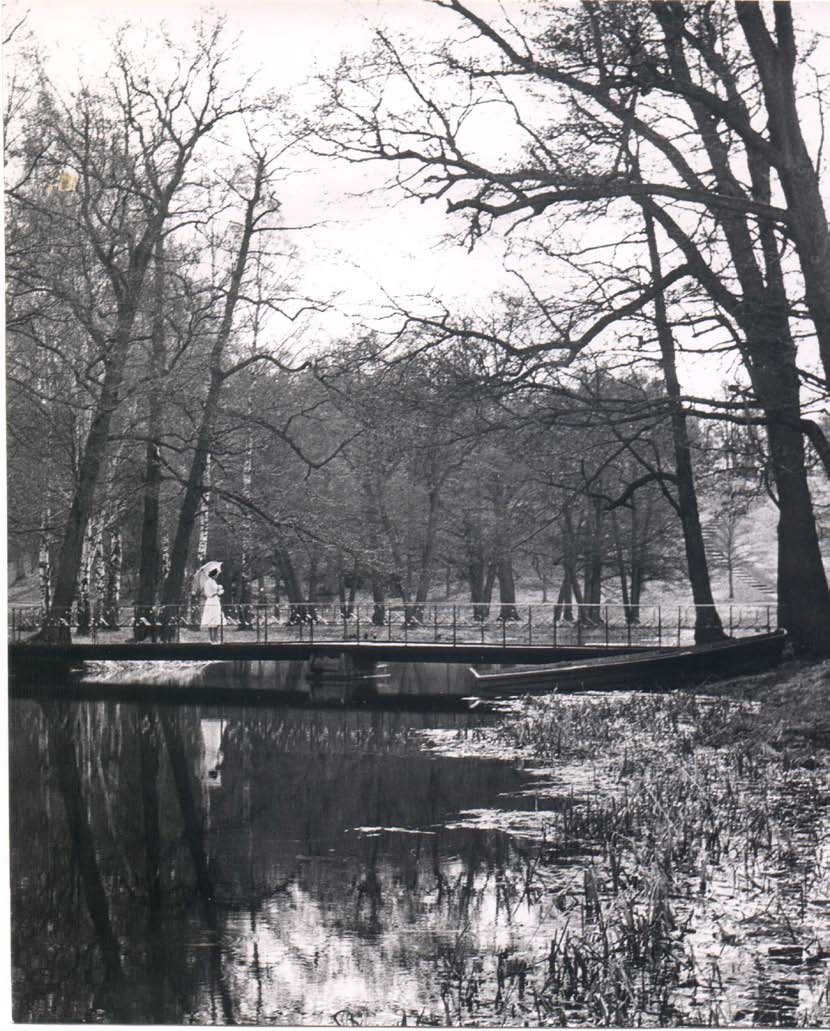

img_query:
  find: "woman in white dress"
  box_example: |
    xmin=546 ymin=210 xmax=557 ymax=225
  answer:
xmin=200 ymin=569 xmax=224 ymax=642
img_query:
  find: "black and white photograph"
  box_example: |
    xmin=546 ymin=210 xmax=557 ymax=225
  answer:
xmin=5 ymin=0 xmax=830 ymax=1025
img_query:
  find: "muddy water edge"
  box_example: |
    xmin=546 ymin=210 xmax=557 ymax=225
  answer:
xmin=9 ymin=658 xmax=830 ymax=1026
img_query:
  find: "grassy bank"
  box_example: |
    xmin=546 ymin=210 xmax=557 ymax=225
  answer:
xmin=418 ymin=660 xmax=830 ymax=1027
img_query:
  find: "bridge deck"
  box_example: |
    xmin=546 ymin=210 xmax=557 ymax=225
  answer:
xmin=9 ymin=638 xmax=660 ymax=669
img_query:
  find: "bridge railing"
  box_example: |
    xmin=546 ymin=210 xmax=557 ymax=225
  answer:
xmin=9 ymin=601 xmax=776 ymax=646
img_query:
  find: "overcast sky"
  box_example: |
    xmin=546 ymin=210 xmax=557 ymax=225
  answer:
xmin=10 ymin=0 xmax=519 ymax=344
xmin=8 ymin=0 xmax=830 ymax=395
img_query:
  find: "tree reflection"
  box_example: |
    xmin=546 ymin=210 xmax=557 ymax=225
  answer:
xmin=11 ymin=697 xmax=548 ymax=1024
xmin=159 ymin=709 xmax=236 ymax=1023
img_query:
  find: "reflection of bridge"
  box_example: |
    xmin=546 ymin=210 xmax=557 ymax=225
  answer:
xmin=10 ymin=601 xmax=778 ymax=676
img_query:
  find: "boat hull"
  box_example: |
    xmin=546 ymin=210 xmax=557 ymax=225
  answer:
xmin=467 ymin=630 xmax=788 ymax=695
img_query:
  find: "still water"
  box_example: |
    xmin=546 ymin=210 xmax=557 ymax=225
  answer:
xmin=10 ymin=660 xmax=562 ymax=1025
xmin=12 ymin=660 xmax=830 ymax=1026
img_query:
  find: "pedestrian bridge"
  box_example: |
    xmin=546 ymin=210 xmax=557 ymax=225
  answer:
xmin=9 ymin=600 xmax=777 ymax=674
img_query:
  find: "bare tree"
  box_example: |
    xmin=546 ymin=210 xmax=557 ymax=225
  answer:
xmin=316 ymin=0 xmax=830 ymax=653
xmin=6 ymin=19 xmax=254 ymax=638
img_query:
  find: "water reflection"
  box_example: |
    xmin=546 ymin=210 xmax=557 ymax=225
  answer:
xmin=13 ymin=670 xmax=829 ymax=1026
xmin=10 ymin=691 xmax=553 ymax=1024
xmin=193 ymin=657 xmax=473 ymax=704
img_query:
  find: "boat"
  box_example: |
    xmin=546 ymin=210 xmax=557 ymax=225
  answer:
xmin=466 ymin=629 xmax=788 ymax=695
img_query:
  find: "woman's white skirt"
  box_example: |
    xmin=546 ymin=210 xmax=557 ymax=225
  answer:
xmin=200 ymin=597 xmax=224 ymax=628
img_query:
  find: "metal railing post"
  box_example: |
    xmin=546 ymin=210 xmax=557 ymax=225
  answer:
xmin=434 ymin=606 xmax=438 ymax=643
xmin=356 ymin=606 xmax=361 ymax=641
xmin=605 ymin=605 xmax=609 ymax=648
xmin=502 ymin=611 xmax=506 ymax=648
xmin=528 ymin=605 xmax=532 ymax=646
xmin=310 ymin=614 xmax=314 ymax=644
xmin=658 ymin=607 xmax=662 ymax=647
xmin=577 ymin=607 xmax=582 ymax=646
xmin=626 ymin=608 xmax=632 ymax=648
xmin=453 ymin=605 xmax=457 ymax=647
xmin=677 ymin=607 xmax=682 ymax=647
xmin=767 ymin=605 xmax=771 ymax=633
xmin=553 ymin=608 xmax=558 ymax=647
xmin=729 ymin=605 xmax=733 ymax=636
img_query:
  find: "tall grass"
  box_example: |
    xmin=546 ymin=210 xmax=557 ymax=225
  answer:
xmin=409 ymin=689 xmax=830 ymax=1026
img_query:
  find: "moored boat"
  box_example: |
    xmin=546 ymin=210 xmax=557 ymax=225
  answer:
xmin=467 ymin=629 xmax=788 ymax=695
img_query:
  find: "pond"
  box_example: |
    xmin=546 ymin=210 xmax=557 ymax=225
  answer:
xmin=9 ymin=660 xmax=830 ymax=1026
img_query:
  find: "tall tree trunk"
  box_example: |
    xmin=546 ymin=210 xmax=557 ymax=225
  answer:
xmin=274 ymin=545 xmax=303 ymax=623
xmin=610 ymin=509 xmax=632 ymax=623
xmin=136 ymin=239 xmax=166 ymax=631
xmin=103 ymin=527 xmax=121 ymax=629
xmin=241 ymin=432 xmax=253 ymax=575
xmin=492 ymin=479 xmax=518 ymax=621
xmin=370 ymin=579 xmax=386 ymax=626
xmin=371 ymin=481 xmax=411 ymax=613
xmin=38 ymin=511 xmax=52 ymax=612
xmin=196 ymin=452 xmax=211 ymax=567
xmin=735 ymin=2 xmax=830 ymax=386
xmin=45 ymin=334 xmax=131 ymax=640
xmin=413 ymin=485 xmax=442 ymax=620
xmin=463 ymin=515 xmax=488 ymax=619
xmin=554 ymin=573 xmax=571 ymax=623
xmin=750 ymin=334 xmax=830 ymax=652
xmin=582 ymin=495 xmax=604 ymax=625
xmin=496 ymin=556 xmax=519 ymax=622
xmin=305 ymin=552 xmax=319 ymax=622
xmin=643 ymin=208 xmax=726 ymax=643
xmin=651 ymin=7 xmax=830 ymax=653
xmin=532 ymin=554 xmax=549 ymax=603
xmin=161 ymin=160 xmax=266 ymax=613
